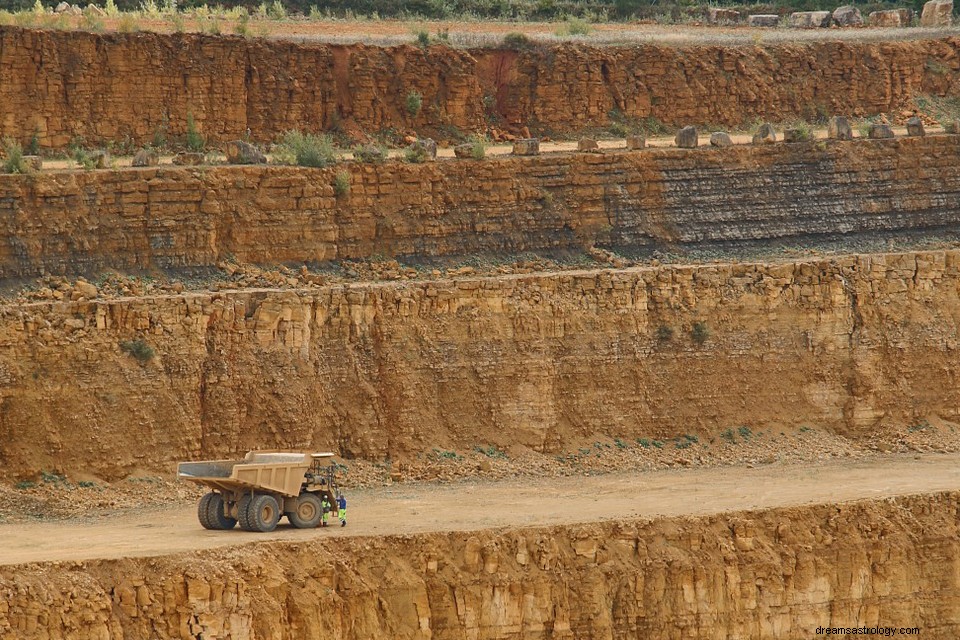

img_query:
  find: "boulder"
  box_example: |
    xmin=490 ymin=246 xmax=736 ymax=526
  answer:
xmin=74 ymin=280 xmax=98 ymax=299
xmin=708 ymin=7 xmax=742 ymax=23
xmin=675 ymin=126 xmax=698 ymax=148
xmin=224 ymin=140 xmax=266 ymax=164
xmin=132 ymin=148 xmax=159 ymax=167
xmin=512 ymin=138 xmax=540 ymax=156
xmin=790 ymin=11 xmax=831 ymax=28
xmin=832 ymin=5 xmax=864 ymax=26
xmin=89 ymin=150 xmax=110 ymax=169
xmin=408 ymin=138 xmax=437 ymax=160
xmin=748 ymin=14 xmax=780 ymax=27
xmin=868 ymin=123 xmax=895 ymax=139
xmin=868 ymin=8 xmax=913 ymax=27
xmin=921 ymin=0 xmax=952 ymax=25
xmin=22 ymin=155 xmax=42 ymax=171
xmin=943 ymin=120 xmax=960 ymax=134
xmin=828 ymin=116 xmax=853 ymax=140
xmin=577 ymin=138 xmax=600 ymax=152
xmin=454 ymin=143 xmax=474 ymax=158
xmin=54 ymin=1 xmax=70 ymax=12
xmin=709 ymin=132 xmax=733 ymax=147
xmin=906 ymin=116 xmax=926 ymax=136
xmin=752 ymin=123 xmax=777 ymax=144
xmin=626 ymin=135 xmax=646 ymax=150
xmin=784 ymin=128 xmax=811 ymax=142
xmin=172 ymin=151 xmax=205 ymax=166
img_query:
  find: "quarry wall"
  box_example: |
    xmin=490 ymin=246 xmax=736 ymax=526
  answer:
xmin=2 ymin=27 xmax=959 ymax=146
xmin=1 ymin=249 xmax=958 ymax=479
xmin=2 ymin=491 xmax=958 ymax=639
xmin=3 ymin=136 xmax=960 ymax=279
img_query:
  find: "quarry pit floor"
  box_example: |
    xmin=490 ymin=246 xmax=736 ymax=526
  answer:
xmin=3 ymin=452 xmax=959 ymax=567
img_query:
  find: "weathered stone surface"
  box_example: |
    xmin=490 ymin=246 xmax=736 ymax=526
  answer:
xmin=73 ymin=279 xmax=98 ymax=299
xmin=783 ymin=127 xmax=811 ymax=142
xmin=708 ymin=7 xmax=741 ymax=23
xmin=22 ymin=155 xmax=42 ymax=171
xmin=921 ymin=0 xmax=953 ymax=26
xmin=832 ymin=5 xmax=864 ymax=26
xmin=172 ymin=151 xmax=205 ymax=166
xmin=709 ymin=131 xmax=732 ymax=147
xmin=408 ymin=137 xmax=438 ymax=161
xmin=224 ymin=140 xmax=266 ymax=164
xmin=828 ymin=116 xmax=853 ymax=140
xmin=512 ymin=138 xmax=539 ymax=155
xmin=790 ymin=11 xmax=831 ymax=28
xmin=577 ymin=138 xmax=599 ymax=152
xmin=453 ymin=143 xmax=475 ymax=158
xmin=131 ymin=148 xmax=159 ymax=167
xmin=752 ymin=123 xmax=777 ymax=144
xmin=748 ymin=14 xmax=780 ymax=27
xmin=626 ymin=135 xmax=646 ymax=150
xmin=675 ymin=126 xmax=698 ymax=148
xmin=869 ymin=8 xmax=913 ymax=26
xmin=89 ymin=150 xmax=110 ymax=169
xmin=869 ymin=123 xmax=895 ymax=139
xmin=944 ymin=119 xmax=960 ymax=133
xmin=907 ymin=116 xmax=926 ymax=136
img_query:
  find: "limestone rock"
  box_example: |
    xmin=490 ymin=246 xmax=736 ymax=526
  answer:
xmin=675 ymin=126 xmax=698 ymax=148
xmin=709 ymin=131 xmax=733 ymax=147
xmin=784 ymin=127 xmax=811 ymax=143
xmin=512 ymin=138 xmax=540 ymax=156
xmin=921 ymin=0 xmax=952 ymax=25
xmin=453 ymin=143 xmax=474 ymax=158
xmin=790 ymin=11 xmax=831 ymax=28
xmin=224 ymin=140 xmax=266 ymax=165
xmin=577 ymin=138 xmax=599 ymax=152
xmin=832 ymin=5 xmax=864 ymax=26
xmin=625 ymin=135 xmax=646 ymax=150
xmin=173 ymin=151 xmax=205 ymax=166
xmin=828 ymin=116 xmax=853 ymax=140
xmin=748 ymin=14 xmax=779 ymax=27
xmin=132 ymin=148 xmax=159 ymax=167
xmin=943 ymin=120 xmax=960 ymax=134
xmin=74 ymin=280 xmax=98 ymax=299
xmin=868 ymin=123 xmax=895 ymax=139
xmin=906 ymin=117 xmax=925 ymax=137
xmin=89 ymin=150 xmax=110 ymax=169
xmin=708 ymin=7 xmax=741 ymax=23
xmin=408 ymin=138 xmax=437 ymax=161
xmin=868 ymin=8 xmax=913 ymax=26
xmin=752 ymin=123 xmax=777 ymax=144
xmin=22 ymin=155 xmax=42 ymax=171
xmin=84 ymin=3 xmax=105 ymax=17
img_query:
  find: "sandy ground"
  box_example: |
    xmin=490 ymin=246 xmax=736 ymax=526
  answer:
xmin=3 ymin=453 xmax=959 ymax=566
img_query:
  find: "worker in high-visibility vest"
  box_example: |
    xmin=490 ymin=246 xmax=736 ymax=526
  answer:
xmin=321 ymin=495 xmax=331 ymax=527
xmin=337 ymin=493 xmax=347 ymax=527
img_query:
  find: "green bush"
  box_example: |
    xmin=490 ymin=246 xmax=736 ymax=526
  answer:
xmin=467 ymin=136 xmax=486 ymax=159
xmin=333 ymin=170 xmax=351 ymax=196
xmin=655 ymin=324 xmax=673 ymax=342
xmin=405 ymin=90 xmax=423 ymax=117
xmin=1 ymin=139 xmax=28 ymax=174
xmin=556 ymin=17 xmax=591 ymax=36
xmin=691 ymin=321 xmax=709 ymax=345
xmin=404 ymin=144 xmax=429 ymax=163
xmin=353 ymin=143 xmax=388 ymax=164
xmin=185 ymin=113 xmax=205 ymax=152
xmin=502 ymin=32 xmax=535 ymax=50
xmin=274 ymin=130 xmax=337 ymax=168
xmin=120 ymin=338 xmax=156 ymax=363
xmin=415 ymin=29 xmax=430 ymax=47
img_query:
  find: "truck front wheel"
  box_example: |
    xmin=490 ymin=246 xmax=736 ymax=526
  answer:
xmin=288 ymin=493 xmax=323 ymax=529
xmin=243 ymin=493 xmax=280 ymax=533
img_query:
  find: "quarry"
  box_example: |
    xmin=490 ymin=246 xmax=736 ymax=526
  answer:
xmin=2 ymin=12 xmax=960 ymax=639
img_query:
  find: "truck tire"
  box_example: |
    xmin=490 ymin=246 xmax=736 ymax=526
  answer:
xmin=205 ymin=493 xmax=237 ymax=530
xmin=197 ymin=492 xmax=216 ymax=529
xmin=246 ymin=494 xmax=281 ymax=533
xmin=237 ymin=494 xmax=254 ymax=531
xmin=288 ymin=493 xmax=322 ymax=529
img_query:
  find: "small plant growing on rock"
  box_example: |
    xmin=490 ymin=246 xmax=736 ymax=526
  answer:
xmin=467 ymin=136 xmax=486 ymax=159
xmin=655 ymin=324 xmax=674 ymax=343
xmin=71 ymin=146 xmax=97 ymax=171
xmin=414 ymin=30 xmax=430 ymax=47
xmin=691 ymin=321 xmax=709 ymax=345
xmin=15 ymin=480 xmax=35 ymax=490
xmin=274 ymin=130 xmax=336 ymax=168
xmin=26 ymin=128 xmax=40 ymax=156
xmin=353 ymin=143 xmax=387 ymax=164
xmin=404 ymin=143 xmax=429 ymax=164
xmin=185 ymin=113 xmax=205 ymax=152
xmin=333 ymin=171 xmax=351 ymax=196
xmin=1 ymin=139 xmax=29 ymax=174
xmin=120 ymin=338 xmax=156 ymax=363
xmin=405 ymin=90 xmax=423 ymax=117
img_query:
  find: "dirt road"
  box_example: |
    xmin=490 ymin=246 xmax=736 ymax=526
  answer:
xmin=3 ymin=453 xmax=959 ymax=566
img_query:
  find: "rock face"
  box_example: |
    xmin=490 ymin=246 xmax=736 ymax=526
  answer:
xmin=709 ymin=131 xmax=733 ymax=147
xmin=748 ymin=14 xmax=780 ymax=27
xmin=1 ymin=29 xmax=958 ymax=147
xmin=708 ymin=7 xmax=741 ymax=23
xmin=626 ymin=135 xmax=646 ymax=149
xmin=224 ymin=140 xmax=266 ymax=164
xmin=675 ymin=125 xmax=698 ymax=148
xmin=832 ymin=5 xmax=864 ymax=26
xmin=752 ymin=123 xmax=777 ymax=144
xmin=869 ymin=8 xmax=913 ymax=26
xmin=907 ymin=116 xmax=926 ymax=136
xmin=4 ymin=247 xmax=960 ymax=477
xmin=512 ymin=138 xmax=539 ymax=155
xmin=3 ymin=138 xmax=960 ymax=280
xmin=828 ymin=116 xmax=853 ymax=139
xmin=869 ymin=123 xmax=895 ymax=138
xmin=921 ymin=0 xmax=953 ymax=26
xmin=3 ymin=493 xmax=960 ymax=638
xmin=790 ymin=11 xmax=831 ymax=27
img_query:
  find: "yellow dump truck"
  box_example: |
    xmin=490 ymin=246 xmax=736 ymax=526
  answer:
xmin=177 ymin=451 xmax=341 ymax=532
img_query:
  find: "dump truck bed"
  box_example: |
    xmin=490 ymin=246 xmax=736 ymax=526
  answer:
xmin=177 ymin=452 xmax=332 ymax=497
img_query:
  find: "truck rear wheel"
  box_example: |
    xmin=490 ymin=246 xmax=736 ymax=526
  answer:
xmin=197 ymin=492 xmax=216 ymax=529
xmin=205 ymin=493 xmax=237 ymax=530
xmin=241 ymin=494 xmax=280 ymax=533
xmin=288 ymin=493 xmax=322 ymax=529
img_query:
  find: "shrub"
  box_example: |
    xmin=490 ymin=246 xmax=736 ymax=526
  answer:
xmin=81 ymin=11 xmax=104 ymax=31
xmin=404 ymin=144 xmax=429 ymax=163
xmin=185 ymin=113 xmax=205 ymax=152
xmin=405 ymin=90 xmax=423 ymax=117
xmin=274 ymin=130 xmax=336 ymax=168
xmin=353 ymin=143 xmax=387 ymax=164
xmin=71 ymin=147 xmax=97 ymax=171
xmin=2 ymin=139 xmax=29 ymax=174
xmin=691 ymin=321 xmax=709 ymax=345
xmin=466 ymin=136 xmax=486 ymax=159
xmin=15 ymin=480 xmax=35 ymax=490
xmin=233 ymin=12 xmax=250 ymax=36
xmin=25 ymin=128 xmax=40 ymax=155
xmin=502 ymin=32 xmax=534 ymax=50
xmin=104 ymin=0 xmax=119 ymax=16
xmin=120 ymin=338 xmax=155 ymax=362
xmin=655 ymin=324 xmax=673 ymax=342
xmin=333 ymin=170 xmax=351 ymax=196
xmin=414 ymin=29 xmax=430 ymax=47
xmin=267 ymin=0 xmax=286 ymax=19
xmin=556 ymin=17 xmax=591 ymax=36
xmin=117 ymin=13 xmax=139 ymax=32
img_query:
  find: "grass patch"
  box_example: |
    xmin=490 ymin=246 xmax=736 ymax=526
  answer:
xmin=2 ymin=139 xmax=29 ymax=174
xmin=14 ymin=480 xmax=35 ymax=490
xmin=333 ymin=170 xmax=351 ymax=196
xmin=120 ymin=338 xmax=156 ymax=363
xmin=185 ymin=112 xmax=205 ymax=152
xmin=556 ymin=16 xmax=591 ymax=36
xmin=473 ymin=444 xmax=507 ymax=458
